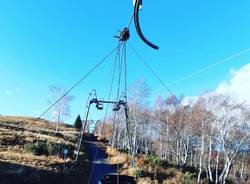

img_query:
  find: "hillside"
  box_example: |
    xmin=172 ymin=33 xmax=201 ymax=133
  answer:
xmin=0 ymin=115 xmax=90 ymax=184
xmin=101 ymin=143 xmax=194 ymax=184
xmin=103 ymin=144 xmax=250 ymax=184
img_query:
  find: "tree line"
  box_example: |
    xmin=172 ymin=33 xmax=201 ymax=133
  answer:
xmin=94 ymin=80 xmax=250 ymax=184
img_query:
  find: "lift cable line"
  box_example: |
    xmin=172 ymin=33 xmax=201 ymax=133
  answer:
xmin=73 ymin=41 xmax=128 ymax=183
xmin=18 ymin=0 xmax=161 ymax=180
xmin=128 ymin=43 xmax=203 ymax=136
xmin=128 ymin=43 xmax=230 ymax=139
xmin=21 ymin=46 xmax=118 ymax=132
xmin=84 ymin=37 xmax=135 ymax=183
xmin=127 ymin=12 xmax=135 ymax=28
xmin=103 ymin=43 xmax=121 ymax=126
xmin=153 ymin=48 xmax=250 ymax=94
xmin=82 ymin=2 xmax=161 ymax=177
xmin=128 ymin=43 xmax=179 ymax=102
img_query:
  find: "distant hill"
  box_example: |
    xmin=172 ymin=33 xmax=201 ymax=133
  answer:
xmin=0 ymin=115 xmax=90 ymax=184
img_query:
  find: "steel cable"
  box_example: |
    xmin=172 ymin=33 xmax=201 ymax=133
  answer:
xmin=21 ymin=46 xmax=118 ymax=132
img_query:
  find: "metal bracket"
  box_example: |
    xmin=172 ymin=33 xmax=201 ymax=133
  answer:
xmin=114 ymin=28 xmax=130 ymax=42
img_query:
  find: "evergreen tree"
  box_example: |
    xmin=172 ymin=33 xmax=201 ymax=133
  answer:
xmin=74 ymin=115 xmax=82 ymax=129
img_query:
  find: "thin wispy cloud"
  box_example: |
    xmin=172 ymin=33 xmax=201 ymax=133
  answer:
xmin=151 ymin=48 xmax=250 ymax=95
xmin=4 ymin=87 xmax=23 ymax=96
xmin=5 ymin=90 xmax=15 ymax=96
xmin=17 ymin=87 xmax=23 ymax=91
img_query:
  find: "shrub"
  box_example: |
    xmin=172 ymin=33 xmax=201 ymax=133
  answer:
xmin=146 ymin=155 xmax=169 ymax=169
xmin=181 ymin=172 xmax=196 ymax=184
xmin=134 ymin=168 xmax=148 ymax=179
xmin=146 ymin=154 xmax=162 ymax=169
xmin=24 ymin=140 xmax=74 ymax=157
xmin=201 ymin=178 xmax=211 ymax=184
xmin=155 ymin=171 xmax=168 ymax=182
xmin=46 ymin=141 xmax=62 ymax=155
xmin=181 ymin=165 xmax=197 ymax=173
xmin=163 ymin=171 xmax=183 ymax=184
xmin=160 ymin=159 xmax=169 ymax=168
xmin=225 ymin=177 xmax=238 ymax=184
xmin=118 ymin=148 xmax=129 ymax=154
xmin=37 ymin=130 xmax=64 ymax=138
xmin=24 ymin=141 xmax=48 ymax=156
xmin=165 ymin=168 xmax=178 ymax=178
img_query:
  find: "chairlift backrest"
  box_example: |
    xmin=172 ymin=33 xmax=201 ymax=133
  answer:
xmin=113 ymin=103 xmax=121 ymax=111
xmin=96 ymin=101 xmax=103 ymax=110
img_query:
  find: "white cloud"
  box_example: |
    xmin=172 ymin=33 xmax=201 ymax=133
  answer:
xmin=182 ymin=64 xmax=250 ymax=106
xmin=182 ymin=96 xmax=198 ymax=106
xmin=216 ymin=63 xmax=250 ymax=104
xmin=5 ymin=90 xmax=15 ymax=96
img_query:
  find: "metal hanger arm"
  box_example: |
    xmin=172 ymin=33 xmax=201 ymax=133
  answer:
xmin=134 ymin=0 xmax=159 ymax=50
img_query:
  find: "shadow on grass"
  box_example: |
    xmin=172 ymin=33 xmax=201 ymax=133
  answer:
xmin=0 ymin=159 xmax=90 ymax=184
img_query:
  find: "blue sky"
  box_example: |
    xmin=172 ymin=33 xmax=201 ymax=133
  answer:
xmin=1 ymin=0 xmax=250 ymax=124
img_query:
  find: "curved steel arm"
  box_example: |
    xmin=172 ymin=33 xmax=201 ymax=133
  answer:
xmin=134 ymin=0 xmax=159 ymax=50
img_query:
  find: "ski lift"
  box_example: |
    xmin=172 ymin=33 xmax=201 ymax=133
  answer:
xmin=96 ymin=101 xmax=103 ymax=110
xmin=112 ymin=103 xmax=121 ymax=111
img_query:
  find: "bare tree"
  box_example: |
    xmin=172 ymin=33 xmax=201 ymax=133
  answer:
xmin=200 ymin=94 xmax=250 ymax=184
xmin=151 ymin=93 xmax=250 ymax=183
xmin=96 ymin=86 xmax=250 ymax=183
xmin=129 ymin=79 xmax=151 ymax=164
xmin=48 ymin=85 xmax=74 ymax=133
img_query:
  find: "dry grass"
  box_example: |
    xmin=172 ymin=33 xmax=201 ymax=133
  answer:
xmin=106 ymin=146 xmax=130 ymax=166
xmin=106 ymin=146 xmax=119 ymax=156
xmin=137 ymin=177 xmax=152 ymax=184
xmin=162 ymin=171 xmax=183 ymax=184
xmin=120 ymin=167 xmax=136 ymax=177
xmin=0 ymin=115 xmax=76 ymax=132
xmin=0 ymin=151 xmax=64 ymax=171
xmin=0 ymin=115 xmax=78 ymax=172
xmin=136 ymin=154 xmax=146 ymax=167
xmin=104 ymin=145 xmax=186 ymax=184
xmin=109 ymin=153 xmax=130 ymax=165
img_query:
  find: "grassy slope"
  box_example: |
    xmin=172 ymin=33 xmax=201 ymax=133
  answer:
xmin=0 ymin=115 xmax=90 ymax=184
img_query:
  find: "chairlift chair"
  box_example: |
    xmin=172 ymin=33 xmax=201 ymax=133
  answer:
xmin=96 ymin=101 xmax=104 ymax=110
xmin=112 ymin=103 xmax=121 ymax=111
xmin=90 ymin=98 xmax=98 ymax=104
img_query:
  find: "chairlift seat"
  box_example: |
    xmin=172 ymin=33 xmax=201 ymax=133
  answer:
xmin=113 ymin=103 xmax=120 ymax=111
xmin=96 ymin=102 xmax=103 ymax=110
